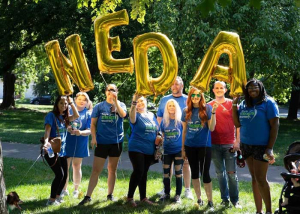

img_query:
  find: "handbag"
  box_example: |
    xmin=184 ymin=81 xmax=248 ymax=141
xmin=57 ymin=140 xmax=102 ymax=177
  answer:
xmin=154 ymin=132 xmax=164 ymax=161
xmin=40 ymin=118 xmax=62 ymax=153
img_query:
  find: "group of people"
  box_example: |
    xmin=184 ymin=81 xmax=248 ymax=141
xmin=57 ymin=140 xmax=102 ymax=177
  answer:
xmin=42 ymin=76 xmax=279 ymax=214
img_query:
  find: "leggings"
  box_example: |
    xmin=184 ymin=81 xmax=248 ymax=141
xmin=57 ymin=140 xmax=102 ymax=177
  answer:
xmin=127 ymin=151 xmax=153 ymax=200
xmin=185 ymin=146 xmax=211 ymax=183
xmin=163 ymin=151 xmax=183 ymax=196
xmin=45 ymin=154 xmax=68 ymax=199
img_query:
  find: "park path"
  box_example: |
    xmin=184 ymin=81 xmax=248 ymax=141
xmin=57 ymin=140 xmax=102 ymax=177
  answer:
xmin=1 ymin=141 xmax=286 ymax=184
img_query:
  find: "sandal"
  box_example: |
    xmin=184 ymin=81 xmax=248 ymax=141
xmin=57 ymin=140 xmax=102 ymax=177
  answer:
xmin=127 ymin=198 xmax=137 ymax=207
xmin=141 ymin=198 xmax=154 ymax=205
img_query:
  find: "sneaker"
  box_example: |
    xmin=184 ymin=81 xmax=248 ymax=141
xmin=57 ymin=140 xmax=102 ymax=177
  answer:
xmin=157 ymin=189 xmax=165 ymax=196
xmin=221 ymin=200 xmax=230 ymax=207
xmin=55 ymin=197 xmax=64 ymax=204
xmin=126 ymin=198 xmax=137 ymax=207
xmin=78 ymin=196 xmax=91 ymax=206
xmin=159 ymin=194 xmax=170 ymax=202
xmin=232 ymin=201 xmax=242 ymax=209
xmin=107 ymin=194 xmax=116 ymax=201
xmin=174 ymin=195 xmax=181 ymax=203
xmin=73 ymin=190 xmax=79 ymax=198
xmin=197 ymin=199 xmax=204 ymax=206
xmin=60 ymin=189 xmax=69 ymax=197
xmin=141 ymin=198 xmax=155 ymax=205
xmin=207 ymin=201 xmax=214 ymax=207
xmin=46 ymin=199 xmax=60 ymax=206
xmin=184 ymin=189 xmax=194 ymax=200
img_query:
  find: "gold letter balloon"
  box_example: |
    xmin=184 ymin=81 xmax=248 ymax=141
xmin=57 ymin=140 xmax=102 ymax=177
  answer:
xmin=45 ymin=34 xmax=94 ymax=95
xmin=133 ymin=32 xmax=178 ymax=96
xmin=94 ymin=9 xmax=134 ymax=74
xmin=190 ymin=31 xmax=247 ymax=97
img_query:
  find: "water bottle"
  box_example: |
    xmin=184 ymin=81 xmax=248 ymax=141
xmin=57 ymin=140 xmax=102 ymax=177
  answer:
xmin=47 ymin=146 xmax=55 ymax=158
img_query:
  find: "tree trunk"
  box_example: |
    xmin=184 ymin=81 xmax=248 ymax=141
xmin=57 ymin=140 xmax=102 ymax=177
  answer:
xmin=287 ymin=74 xmax=300 ymax=120
xmin=0 ymin=72 xmax=16 ymax=109
xmin=0 ymin=141 xmax=8 ymax=214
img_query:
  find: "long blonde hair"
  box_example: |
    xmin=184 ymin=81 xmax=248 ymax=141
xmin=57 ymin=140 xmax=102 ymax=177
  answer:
xmin=163 ymin=99 xmax=182 ymax=128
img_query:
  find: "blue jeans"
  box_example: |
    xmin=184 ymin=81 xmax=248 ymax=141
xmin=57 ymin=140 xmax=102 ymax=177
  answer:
xmin=211 ymin=144 xmax=239 ymax=204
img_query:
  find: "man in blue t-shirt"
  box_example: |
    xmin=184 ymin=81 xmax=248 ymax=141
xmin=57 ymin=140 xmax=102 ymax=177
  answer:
xmin=156 ymin=76 xmax=193 ymax=200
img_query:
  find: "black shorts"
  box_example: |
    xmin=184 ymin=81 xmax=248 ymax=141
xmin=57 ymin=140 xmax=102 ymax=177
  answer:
xmin=241 ymin=143 xmax=268 ymax=162
xmin=94 ymin=142 xmax=123 ymax=159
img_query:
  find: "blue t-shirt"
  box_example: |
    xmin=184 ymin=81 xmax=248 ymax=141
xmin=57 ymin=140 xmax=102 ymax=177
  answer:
xmin=91 ymin=101 xmax=127 ymax=144
xmin=44 ymin=112 xmax=67 ymax=157
xmin=238 ymin=97 xmax=279 ymax=146
xmin=65 ymin=108 xmax=91 ymax=157
xmin=160 ymin=119 xmax=182 ymax=154
xmin=128 ymin=112 xmax=159 ymax=155
xmin=157 ymin=94 xmax=188 ymax=117
xmin=181 ymin=105 xmax=212 ymax=147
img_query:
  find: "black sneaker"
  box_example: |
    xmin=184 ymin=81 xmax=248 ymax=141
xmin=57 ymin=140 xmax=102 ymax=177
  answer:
xmin=197 ymin=199 xmax=204 ymax=206
xmin=174 ymin=195 xmax=181 ymax=203
xmin=78 ymin=196 xmax=91 ymax=205
xmin=107 ymin=194 xmax=116 ymax=201
xmin=159 ymin=194 xmax=170 ymax=202
xmin=221 ymin=200 xmax=230 ymax=207
xmin=207 ymin=201 xmax=214 ymax=208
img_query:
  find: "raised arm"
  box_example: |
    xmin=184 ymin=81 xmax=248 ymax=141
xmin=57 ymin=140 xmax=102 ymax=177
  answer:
xmin=129 ymin=94 xmax=139 ymax=124
xmin=67 ymin=97 xmax=79 ymax=121
xmin=232 ymin=97 xmax=241 ymax=128
xmin=208 ymin=103 xmax=218 ymax=131
xmin=112 ymin=92 xmax=126 ymax=118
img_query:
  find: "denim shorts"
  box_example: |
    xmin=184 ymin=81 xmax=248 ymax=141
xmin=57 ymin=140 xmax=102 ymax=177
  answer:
xmin=240 ymin=143 xmax=268 ymax=162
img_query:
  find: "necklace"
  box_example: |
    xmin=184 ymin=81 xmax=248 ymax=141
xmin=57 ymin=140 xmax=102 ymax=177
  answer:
xmin=215 ymin=100 xmax=232 ymax=112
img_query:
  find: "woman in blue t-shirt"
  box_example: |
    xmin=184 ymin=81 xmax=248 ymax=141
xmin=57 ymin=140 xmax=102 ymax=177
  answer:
xmin=61 ymin=92 xmax=92 ymax=198
xmin=232 ymin=79 xmax=279 ymax=214
xmin=126 ymin=95 xmax=159 ymax=207
xmin=79 ymin=84 xmax=127 ymax=205
xmin=42 ymin=96 xmax=79 ymax=206
xmin=182 ymin=87 xmax=217 ymax=208
xmin=159 ymin=99 xmax=184 ymax=203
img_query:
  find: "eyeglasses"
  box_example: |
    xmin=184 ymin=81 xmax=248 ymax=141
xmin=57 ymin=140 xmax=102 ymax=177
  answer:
xmin=247 ymin=86 xmax=259 ymax=90
xmin=107 ymin=88 xmax=116 ymax=92
xmin=191 ymin=94 xmax=201 ymax=98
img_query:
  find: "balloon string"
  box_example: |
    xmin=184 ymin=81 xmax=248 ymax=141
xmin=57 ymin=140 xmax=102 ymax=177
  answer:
xmin=100 ymin=72 xmax=108 ymax=87
xmin=117 ymin=75 xmax=130 ymax=89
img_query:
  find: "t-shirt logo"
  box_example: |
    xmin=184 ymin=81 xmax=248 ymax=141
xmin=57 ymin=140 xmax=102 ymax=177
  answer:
xmin=240 ymin=109 xmax=257 ymax=122
xmin=188 ymin=121 xmax=202 ymax=132
xmin=71 ymin=119 xmax=82 ymax=130
xmin=101 ymin=113 xmax=118 ymax=123
xmin=165 ymin=128 xmax=180 ymax=141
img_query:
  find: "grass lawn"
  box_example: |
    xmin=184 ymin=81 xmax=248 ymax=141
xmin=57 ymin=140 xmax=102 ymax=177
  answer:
xmin=1 ymin=104 xmax=299 ymax=166
xmin=4 ymin=157 xmax=283 ymax=214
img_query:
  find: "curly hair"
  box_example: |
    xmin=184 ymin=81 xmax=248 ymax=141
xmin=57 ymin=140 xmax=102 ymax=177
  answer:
xmin=185 ymin=87 xmax=208 ymax=126
xmin=243 ymin=79 xmax=268 ymax=107
xmin=52 ymin=96 xmax=70 ymax=127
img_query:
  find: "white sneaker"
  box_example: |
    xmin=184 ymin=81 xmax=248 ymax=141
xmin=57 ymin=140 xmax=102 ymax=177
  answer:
xmin=56 ymin=197 xmax=64 ymax=204
xmin=184 ymin=189 xmax=194 ymax=200
xmin=60 ymin=189 xmax=69 ymax=198
xmin=46 ymin=199 xmax=60 ymax=206
xmin=157 ymin=189 xmax=165 ymax=196
xmin=73 ymin=190 xmax=79 ymax=198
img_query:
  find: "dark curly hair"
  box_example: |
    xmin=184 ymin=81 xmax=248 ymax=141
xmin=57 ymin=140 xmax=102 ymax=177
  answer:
xmin=243 ymin=79 xmax=268 ymax=107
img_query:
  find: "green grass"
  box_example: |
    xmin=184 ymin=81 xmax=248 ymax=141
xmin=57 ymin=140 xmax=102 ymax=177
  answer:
xmin=4 ymin=157 xmax=283 ymax=214
xmin=1 ymin=104 xmax=299 ymax=165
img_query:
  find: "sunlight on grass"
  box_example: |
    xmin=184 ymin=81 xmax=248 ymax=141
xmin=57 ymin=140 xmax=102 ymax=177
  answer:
xmin=4 ymin=157 xmax=283 ymax=214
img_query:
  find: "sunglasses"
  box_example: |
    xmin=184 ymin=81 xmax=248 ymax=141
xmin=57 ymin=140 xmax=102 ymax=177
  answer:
xmin=191 ymin=94 xmax=201 ymax=98
xmin=247 ymin=86 xmax=259 ymax=90
xmin=107 ymin=88 xmax=116 ymax=92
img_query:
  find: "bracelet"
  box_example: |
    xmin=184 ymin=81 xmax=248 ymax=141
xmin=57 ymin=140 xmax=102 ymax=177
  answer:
xmin=212 ymin=112 xmax=216 ymax=114
xmin=131 ymin=101 xmax=137 ymax=106
xmin=232 ymin=104 xmax=237 ymax=106
xmin=68 ymin=102 xmax=73 ymax=105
